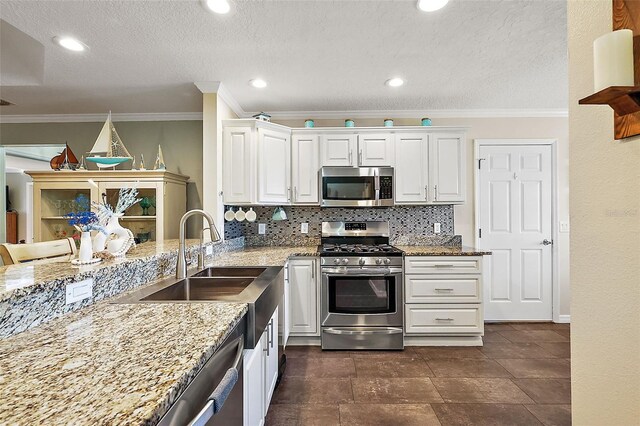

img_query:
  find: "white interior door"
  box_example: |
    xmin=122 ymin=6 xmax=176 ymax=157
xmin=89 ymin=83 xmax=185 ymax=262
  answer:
xmin=478 ymin=144 xmax=553 ymax=320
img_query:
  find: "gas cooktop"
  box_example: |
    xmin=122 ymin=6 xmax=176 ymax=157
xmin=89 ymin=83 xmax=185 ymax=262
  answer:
xmin=319 ymin=243 xmax=403 ymax=257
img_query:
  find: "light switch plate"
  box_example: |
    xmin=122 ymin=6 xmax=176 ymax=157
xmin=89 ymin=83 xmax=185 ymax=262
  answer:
xmin=559 ymin=221 xmax=570 ymax=233
xmin=434 ymin=223 xmax=441 ymax=234
xmin=66 ymin=279 xmax=93 ymax=305
xmin=258 ymin=223 xmax=266 ymax=235
xmin=301 ymin=223 xmax=309 ymax=234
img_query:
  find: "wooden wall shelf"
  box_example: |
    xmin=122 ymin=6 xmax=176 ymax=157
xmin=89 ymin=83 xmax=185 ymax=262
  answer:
xmin=579 ymin=86 xmax=640 ymax=116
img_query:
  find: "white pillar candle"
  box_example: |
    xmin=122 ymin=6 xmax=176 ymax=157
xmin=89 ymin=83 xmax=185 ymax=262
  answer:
xmin=594 ymin=29 xmax=635 ymax=92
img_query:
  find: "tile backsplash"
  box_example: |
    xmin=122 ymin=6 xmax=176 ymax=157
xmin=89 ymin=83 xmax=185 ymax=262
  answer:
xmin=224 ymin=205 xmax=460 ymax=247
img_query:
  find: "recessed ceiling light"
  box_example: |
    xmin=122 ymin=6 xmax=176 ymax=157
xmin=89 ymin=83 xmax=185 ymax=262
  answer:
xmin=204 ymin=0 xmax=231 ymax=14
xmin=417 ymin=0 xmax=450 ymax=12
xmin=385 ymin=77 xmax=404 ymax=87
xmin=52 ymin=36 xmax=87 ymax=52
xmin=249 ymin=79 xmax=267 ymax=89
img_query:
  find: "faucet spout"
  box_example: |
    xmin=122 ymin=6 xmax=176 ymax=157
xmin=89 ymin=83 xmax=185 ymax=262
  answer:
xmin=176 ymin=209 xmax=221 ymax=279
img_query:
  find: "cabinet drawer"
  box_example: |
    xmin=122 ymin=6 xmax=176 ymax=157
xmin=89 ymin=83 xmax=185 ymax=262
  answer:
xmin=405 ymin=275 xmax=481 ymax=303
xmin=405 ymin=304 xmax=483 ymax=335
xmin=405 ymin=256 xmax=482 ymax=274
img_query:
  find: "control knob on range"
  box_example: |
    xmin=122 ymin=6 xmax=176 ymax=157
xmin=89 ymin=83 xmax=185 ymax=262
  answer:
xmin=383 ymin=258 xmax=391 ymax=265
xmin=375 ymin=258 xmax=383 ymax=265
xmin=341 ymin=258 xmax=349 ymax=265
xmin=358 ymin=257 xmax=366 ymax=266
xmin=333 ymin=258 xmax=341 ymax=265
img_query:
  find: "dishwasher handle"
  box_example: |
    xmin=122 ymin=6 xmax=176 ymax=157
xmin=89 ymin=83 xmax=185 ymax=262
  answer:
xmin=188 ymin=338 xmax=244 ymax=426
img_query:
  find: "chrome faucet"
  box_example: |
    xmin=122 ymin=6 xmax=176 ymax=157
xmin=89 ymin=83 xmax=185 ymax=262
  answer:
xmin=176 ymin=209 xmax=221 ymax=279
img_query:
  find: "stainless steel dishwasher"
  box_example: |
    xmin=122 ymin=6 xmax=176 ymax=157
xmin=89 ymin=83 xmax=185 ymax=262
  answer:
xmin=158 ymin=316 xmax=246 ymax=426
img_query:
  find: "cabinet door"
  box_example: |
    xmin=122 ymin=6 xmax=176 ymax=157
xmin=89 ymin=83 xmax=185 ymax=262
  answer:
xmin=264 ymin=307 xmax=279 ymax=413
xmin=223 ymin=126 xmax=255 ymax=204
xmin=358 ymin=133 xmax=394 ymax=166
xmin=320 ymin=134 xmax=356 ymax=167
xmin=291 ymin=134 xmax=320 ymax=204
xmin=394 ymin=133 xmax=429 ymax=204
xmin=430 ymin=133 xmax=465 ymax=203
xmin=289 ymin=259 xmax=319 ymax=335
xmin=258 ymin=128 xmax=291 ymax=204
xmin=243 ymin=337 xmax=265 ymax=426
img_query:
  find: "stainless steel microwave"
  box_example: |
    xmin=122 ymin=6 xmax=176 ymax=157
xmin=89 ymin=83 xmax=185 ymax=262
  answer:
xmin=320 ymin=167 xmax=394 ymax=207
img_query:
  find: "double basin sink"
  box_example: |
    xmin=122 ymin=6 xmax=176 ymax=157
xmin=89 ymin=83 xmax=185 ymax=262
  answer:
xmin=114 ymin=266 xmax=284 ymax=349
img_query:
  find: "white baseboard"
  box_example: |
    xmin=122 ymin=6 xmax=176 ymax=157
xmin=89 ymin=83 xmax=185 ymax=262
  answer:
xmin=556 ymin=315 xmax=571 ymax=323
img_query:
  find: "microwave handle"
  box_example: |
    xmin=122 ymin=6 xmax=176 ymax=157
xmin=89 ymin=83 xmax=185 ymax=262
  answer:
xmin=374 ymin=169 xmax=380 ymax=204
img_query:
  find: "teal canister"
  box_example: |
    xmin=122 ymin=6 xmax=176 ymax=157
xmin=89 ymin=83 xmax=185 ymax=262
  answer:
xmin=345 ymin=119 xmax=355 ymax=128
xmin=304 ymin=119 xmax=315 ymax=128
xmin=421 ymin=117 xmax=432 ymax=126
xmin=384 ymin=119 xmax=394 ymax=127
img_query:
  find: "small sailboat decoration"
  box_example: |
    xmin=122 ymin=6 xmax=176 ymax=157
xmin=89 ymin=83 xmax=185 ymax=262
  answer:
xmin=50 ymin=143 xmax=80 ymax=170
xmin=86 ymin=112 xmax=133 ymax=168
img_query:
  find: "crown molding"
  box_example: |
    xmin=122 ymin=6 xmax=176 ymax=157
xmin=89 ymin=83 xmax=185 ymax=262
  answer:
xmin=0 ymin=112 xmax=203 ymax=123
xmin=194 ymin=81 xmax=244 ymax=118
xmin=244 ymin=109 xmax=569 ymax=120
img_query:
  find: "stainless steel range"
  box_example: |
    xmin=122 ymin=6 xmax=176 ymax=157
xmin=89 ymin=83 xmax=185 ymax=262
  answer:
xmin=319 ymin=221 xmax=404 ymax=350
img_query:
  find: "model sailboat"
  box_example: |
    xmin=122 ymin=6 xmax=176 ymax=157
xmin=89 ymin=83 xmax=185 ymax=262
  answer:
xmin=86 ymin=112 xmax=133 ymax=168
xmin=50 ymin=143 xmax=80 ymax=170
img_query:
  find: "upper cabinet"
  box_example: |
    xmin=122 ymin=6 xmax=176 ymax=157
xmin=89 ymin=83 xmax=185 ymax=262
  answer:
xmin=291 ymin=134 xmax=320 ymax=204
xmin=394 ymin=132 xmax=466 ymax=204
xmin=257 ymin=128 xmax=291 ymax=204
xmin=430 ymin=133 xmax=465 ymax=203
xmin=358 ymin=133 xmax=394 ymax=166
xmin=222 ymin=120 xmax=466 ymax=206
xmin=320 ymin=134 xmax=357 ymax=167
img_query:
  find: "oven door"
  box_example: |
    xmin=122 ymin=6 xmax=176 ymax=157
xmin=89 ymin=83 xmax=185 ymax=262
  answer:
xmin=321 ymin=267 xmax=403 ymax=327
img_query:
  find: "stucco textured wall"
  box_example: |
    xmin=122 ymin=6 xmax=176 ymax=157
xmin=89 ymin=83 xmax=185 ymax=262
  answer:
xmin=568 ymin=1 xmax=640 ymax=424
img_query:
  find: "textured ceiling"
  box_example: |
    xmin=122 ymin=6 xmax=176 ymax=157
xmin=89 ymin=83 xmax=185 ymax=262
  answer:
xmin=0 ymin=0 xmax=567 ymax=115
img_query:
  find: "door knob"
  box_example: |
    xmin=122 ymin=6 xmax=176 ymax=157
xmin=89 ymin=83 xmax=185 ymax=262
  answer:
xmin=542 ymin=239 xmax=553 ymax=245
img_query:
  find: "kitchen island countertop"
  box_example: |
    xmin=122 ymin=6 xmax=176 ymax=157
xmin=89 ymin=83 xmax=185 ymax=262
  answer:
xmin=397 ymin=245 xmax=492 ymax=256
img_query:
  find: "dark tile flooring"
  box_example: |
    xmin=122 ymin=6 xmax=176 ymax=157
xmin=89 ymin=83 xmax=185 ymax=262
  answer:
xmin=266 ymin=322 xmax=570 ymax=426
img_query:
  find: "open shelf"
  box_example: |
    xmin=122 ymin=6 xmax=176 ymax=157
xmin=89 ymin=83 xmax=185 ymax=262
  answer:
xmin=578 ymin=86 xmax=640 ymax=116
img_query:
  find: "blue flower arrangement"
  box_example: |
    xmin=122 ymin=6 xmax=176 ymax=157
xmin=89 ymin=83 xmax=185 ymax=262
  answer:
xmin=64 ymin=211 xmax=107 ymax=233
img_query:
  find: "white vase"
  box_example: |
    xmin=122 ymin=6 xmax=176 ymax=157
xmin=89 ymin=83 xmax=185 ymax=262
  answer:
xmin=79 ymin=231 xmax=93 ymax=262
xmin=106 ymin=213 xmax=130 ymax=254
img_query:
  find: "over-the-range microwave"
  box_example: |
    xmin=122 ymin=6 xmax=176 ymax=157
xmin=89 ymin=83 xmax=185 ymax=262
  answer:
xmin=320 ymin=167 xmax=394 ymax=207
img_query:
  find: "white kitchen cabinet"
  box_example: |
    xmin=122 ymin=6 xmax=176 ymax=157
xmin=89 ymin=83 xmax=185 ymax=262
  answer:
xmin=291 ymin=134 xmax=320 ymax=204
xmin=243 ymin=332 xmax=265 ymax=426
xmin=404 ymin=256 xmax=484 ymax=344
xmin=244 ymin=307 xmax=279 ymax=426
xmin=394 ymin=133 xmax=429 ymax=203
xmin=258 ymin=128 xmax=291 ymax=204
xmin=431 ymin=133 xmax=465 ymax=203
xmin=358 ymin=133 xmax=394 ymax=166
xmin=320 ymin=134 xmax=357 ymax=167
xmin=288 ymin=258 xmax=319 ymax=336
xmin=223 ymin=126 xmax=255 ymax=205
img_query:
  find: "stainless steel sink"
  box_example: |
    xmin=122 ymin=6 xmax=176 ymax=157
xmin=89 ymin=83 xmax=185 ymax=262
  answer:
xmin=141 ymin=277 xmax=255 ymax=301
xmin=192 ymin=267 xmax=267 ymax=278
xmin=113 ymin=266 xmax=284 ymax=349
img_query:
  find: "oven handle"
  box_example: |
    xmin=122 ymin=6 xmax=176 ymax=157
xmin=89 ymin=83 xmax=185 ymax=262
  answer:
xmin=324 ymin=327 xmax=403 ymax=335
xmin=322 ymin=267 xmax=402 ymax=276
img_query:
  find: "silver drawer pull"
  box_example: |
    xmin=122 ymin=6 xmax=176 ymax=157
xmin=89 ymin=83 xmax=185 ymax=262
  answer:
xmin=434 ymin=264 xmax=455 ymax=268
xmin=434 ymin=288 xmax=454 ymax=292
xmin=435 ymin=318 xmax=454 ymax=321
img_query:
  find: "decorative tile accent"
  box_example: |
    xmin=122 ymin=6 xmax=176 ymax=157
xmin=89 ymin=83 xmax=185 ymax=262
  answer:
xmin=223 ymin=205 xmax=457 ymax=246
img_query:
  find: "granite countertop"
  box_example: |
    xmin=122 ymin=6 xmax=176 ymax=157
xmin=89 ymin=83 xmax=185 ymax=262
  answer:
xmin=0 ymin=301 xmax=247 ymax=425
xmin=208 ymin=245 xmax=319 ymax=266
xmin=396 ymin=245 xmax=492 ymax=256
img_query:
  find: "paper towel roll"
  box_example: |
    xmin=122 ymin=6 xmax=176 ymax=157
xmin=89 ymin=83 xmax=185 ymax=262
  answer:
xmin=594 ymin=29 xmax=635 ymax=92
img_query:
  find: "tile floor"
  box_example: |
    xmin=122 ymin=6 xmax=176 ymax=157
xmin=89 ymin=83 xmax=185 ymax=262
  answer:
xmin=266 ymin=322 xmax=570 ymax=426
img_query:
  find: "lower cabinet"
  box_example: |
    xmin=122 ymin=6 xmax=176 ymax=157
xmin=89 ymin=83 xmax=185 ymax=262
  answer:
xmin=404 ymin=256 xmax=484 ymax=342
xmin=244 ymin=307 xmax=278 ymax=426
xmin=287 ymin=258 xmax=320 ymax=336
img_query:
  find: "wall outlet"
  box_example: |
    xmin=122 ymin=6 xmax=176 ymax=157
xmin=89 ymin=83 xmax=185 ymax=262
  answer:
xmin=559 ymin=221 xmax=570 ymax=233
xmin=66 ymin=279 xmax=93 ymax=305
xmin=300 ymin=222 xmax=309 ymax=234
xmin=258 ymin=223 xmax=266 ymax=235
xmin=205 ymin=245 xmax=213 ymax=256
xmin=434 ymin=223 xmax=441 ymax=234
